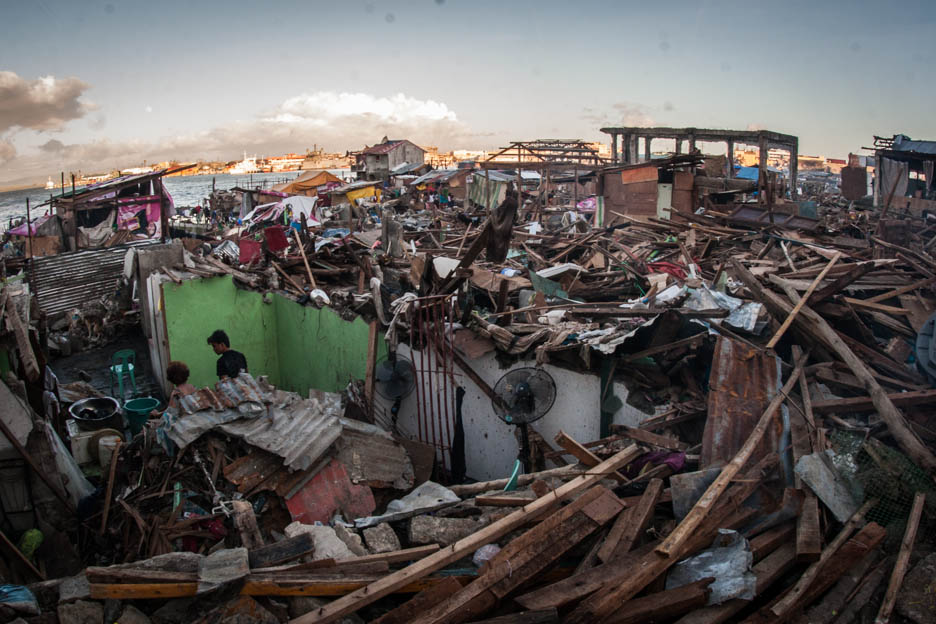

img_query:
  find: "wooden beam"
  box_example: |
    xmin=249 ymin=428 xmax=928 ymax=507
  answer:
xmin=796 ymin=493 xmax=822 ymax=563
xmin=364 ymin=320 xmax=379 ymax=421
xmin=291 ymin=445 xmax=642 ymax=624
xmin=766 ymin=252 xmax=840 ymax=349
xmin=770 ymin=497 xmax=877 ymax=616
xmin=807 ymin=261 xmax=879 ymax=304
xmin=865 ymin=276 xmax=936 ymax=304
xmin=655 ymin=351 xmax=809 ymax=557
xmin=0 ymin=398 xmax=76 ymax=515
xmin=465 ymin=610 xmax=558 ymax=624
xmin=597 ymin=478 xmax=663 ymax=563
xmin=605 ymin=578 xmax=713 ymax=624
xmin=875 ymin=492 xmax=925 ymax=624
xmin=409 ymin=486 xmax=624 ymax=624
xmin=247 ymin=532 xmax=313 ymax=569
xmin=610 ymin=425 xmax=688 ymax=451
xmin=553 ymin=431 xmax=629 ymax=483
xmin=732 ymin=258 xmax=936 ymax=476
xmin=843 ymin=297 xmax=910 ymax=315
xmin=293 ymin=229 xmax=317 ymax=289
xmin=371 ymin=577 xmax=465 ymax=624
xmin=811 ymin=389 xmax=936 ymax=413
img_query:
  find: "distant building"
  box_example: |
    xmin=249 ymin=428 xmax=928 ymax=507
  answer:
xmin=268 ymin=153 xmax=305 ymax=172
xmin=354 ymin=137 xmax=426 ymax=181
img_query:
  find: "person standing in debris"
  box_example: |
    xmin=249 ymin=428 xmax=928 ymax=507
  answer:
xmin=207 ymin=330 xmax=248 ymax=380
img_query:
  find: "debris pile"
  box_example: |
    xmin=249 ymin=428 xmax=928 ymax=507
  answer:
xmin=1 ymin=143 xmax=936 ymax=623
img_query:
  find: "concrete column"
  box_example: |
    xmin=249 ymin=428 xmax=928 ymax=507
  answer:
xmin=758 ymin=136 xmax=768 ymax=170
xmin=674 ymin=138 xmax=682 ymax=155
xmin=688 ymin=134 xmax=696 ymax=153
xmin=629 ymin=135 xmax=639 ymax=163
xmin=644 ymin=136 xmax=652 ymax=162
xmin=611 ymin=133 xmax=618 ymax=164
xmin=873 ymin=154 xmax=881 ymax=207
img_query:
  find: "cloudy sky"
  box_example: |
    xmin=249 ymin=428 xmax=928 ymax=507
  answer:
xmin=1 ymin=0 xmax=934 ymax=185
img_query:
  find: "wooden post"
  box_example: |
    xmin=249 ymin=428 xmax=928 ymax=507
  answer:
xmin=726 ymin=141 xmax=734 ymax=178
xmin=790 ymin=140 xmax=799 ymax=199
xmin=875 ymin=492 xmax=925 ymax=624
xmin=25 ymin=198 xmax=32 ymax=259
xmin=155 ymin=176 xmax=169 ymax=243
xmin=364 ymin=320 xmax=379 ymax=423
xmin=71 ymin=173 xmax=78 ymax=250
xmin=294 ymin=229 xmax=316 ymax=289
xmin=766 ymin=252 xmax=841 ymax=349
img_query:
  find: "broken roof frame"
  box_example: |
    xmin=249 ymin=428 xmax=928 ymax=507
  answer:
xmin=601 ymin=126 xmax=800 ymax=196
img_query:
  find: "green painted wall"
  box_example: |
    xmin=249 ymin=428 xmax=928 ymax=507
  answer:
xmin=163 ymin=276 xmax=279 ymax=389
xmin=163 ymin=275 xmax=384 ymax=395
xmin=274 ymin=296 xmax=387 ymax=394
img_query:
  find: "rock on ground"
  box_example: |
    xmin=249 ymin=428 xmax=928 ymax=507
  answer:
xmin=334 ymin=524 xmax=367 ymax=556
xmin=363 ymin=523 xmax=401 ymax=554
xmin=57 ymin=600 xmax=103 ymax=624
xmin=117 ymin=604 xmax=151 ymax=624
xmin=408 ymin=515 xmax=485 ymax=546
xmin=897 ymin=552 xmax=936 ymax=624
xmin=285 ymin=522 xmax=356 ymax=560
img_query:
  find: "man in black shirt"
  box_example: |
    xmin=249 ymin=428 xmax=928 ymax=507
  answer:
xmin=206 ymin=330 xmax=248 ymax=380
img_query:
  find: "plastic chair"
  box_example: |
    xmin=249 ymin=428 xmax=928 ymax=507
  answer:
xmin=109 ymin=349 xmax=137 ymax=403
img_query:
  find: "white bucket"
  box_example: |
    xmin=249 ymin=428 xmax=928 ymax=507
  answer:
xmin=97 ymin=435 xmax=122 ymax=469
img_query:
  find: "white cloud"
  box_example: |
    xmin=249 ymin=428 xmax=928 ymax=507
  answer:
xmin=0 ymin=71 xmax=93 ymax=133
xmin=0 ymin=139 xmax=15 ymax=164
xmin=0 ymin=90 xmax=472 ymax=184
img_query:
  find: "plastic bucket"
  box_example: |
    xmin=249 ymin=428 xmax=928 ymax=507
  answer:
xmin=123 ymin=397 xmax=160 ymax=435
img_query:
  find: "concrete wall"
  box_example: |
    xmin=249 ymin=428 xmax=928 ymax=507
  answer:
xmin=162 ymin=276 xmax=279 ymax=389
xmin=162 ymin=275 xmax=384 ymax=395
xmin=273 ymin=296 xmax=387 ymax=394
xmin=382 ymin=344 xmax=659 ymax=482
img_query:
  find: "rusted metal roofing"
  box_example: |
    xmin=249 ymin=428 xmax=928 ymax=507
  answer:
xmin=30 ymin=240 xmax=158 ymax=317
xmin=166 ymin=380 xmax=344 ymax=471
xmin=362 ymin=140 xmax=404 ymax=155
xmin=702 ymin=335 xmax=781 ymax=468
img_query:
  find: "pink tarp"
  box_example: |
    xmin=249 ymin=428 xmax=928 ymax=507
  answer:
xmin=8 ymin=214 xmax=52 ymax=236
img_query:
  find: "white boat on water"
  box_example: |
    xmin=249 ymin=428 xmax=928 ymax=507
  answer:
xmin=229 ymin=152 xmax=259 ymax=175
xmin=45 ymin=176 xmax=54 ymax=190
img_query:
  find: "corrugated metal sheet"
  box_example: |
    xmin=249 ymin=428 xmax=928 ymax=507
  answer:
xmin=31 ymin=240 xmax=157 ymax=317
xmin=702 ymin=335 xmax=781 ymax=468
xmin=892 ymin=134 xmax=936 ymax=155
xmin=166 ymin=378 xmax=343 ymax=471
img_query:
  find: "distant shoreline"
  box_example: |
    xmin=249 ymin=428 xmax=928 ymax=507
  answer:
xmin=0 ymin=183 xmax=44 ymax=193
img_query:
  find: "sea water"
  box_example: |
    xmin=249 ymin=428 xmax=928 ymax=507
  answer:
xmin=0 ymin=170 xmax=351 ymax=230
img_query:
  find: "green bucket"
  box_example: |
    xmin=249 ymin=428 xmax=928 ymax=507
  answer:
xmin=123 ymin=397 xmax=160 ymax=435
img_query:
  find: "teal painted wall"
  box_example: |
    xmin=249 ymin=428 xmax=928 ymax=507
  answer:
xmin=163 ymin=276 xmax=279 ymax=389
xmin=163 ymin=276 xmax=384 ymax=394
xmin=274 ymin=296 xmax=387 ymax=394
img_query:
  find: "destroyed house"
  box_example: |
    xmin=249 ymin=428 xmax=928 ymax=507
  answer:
xmin=355 ymin=138 xmax=426 ymax=181
xmin=50 ymin=169 xmax=177 ymax=251
xmin=3 ymin=123 xmax=936 ymax=623
xmin=872 ymin=134 xmax=936 ymax=215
